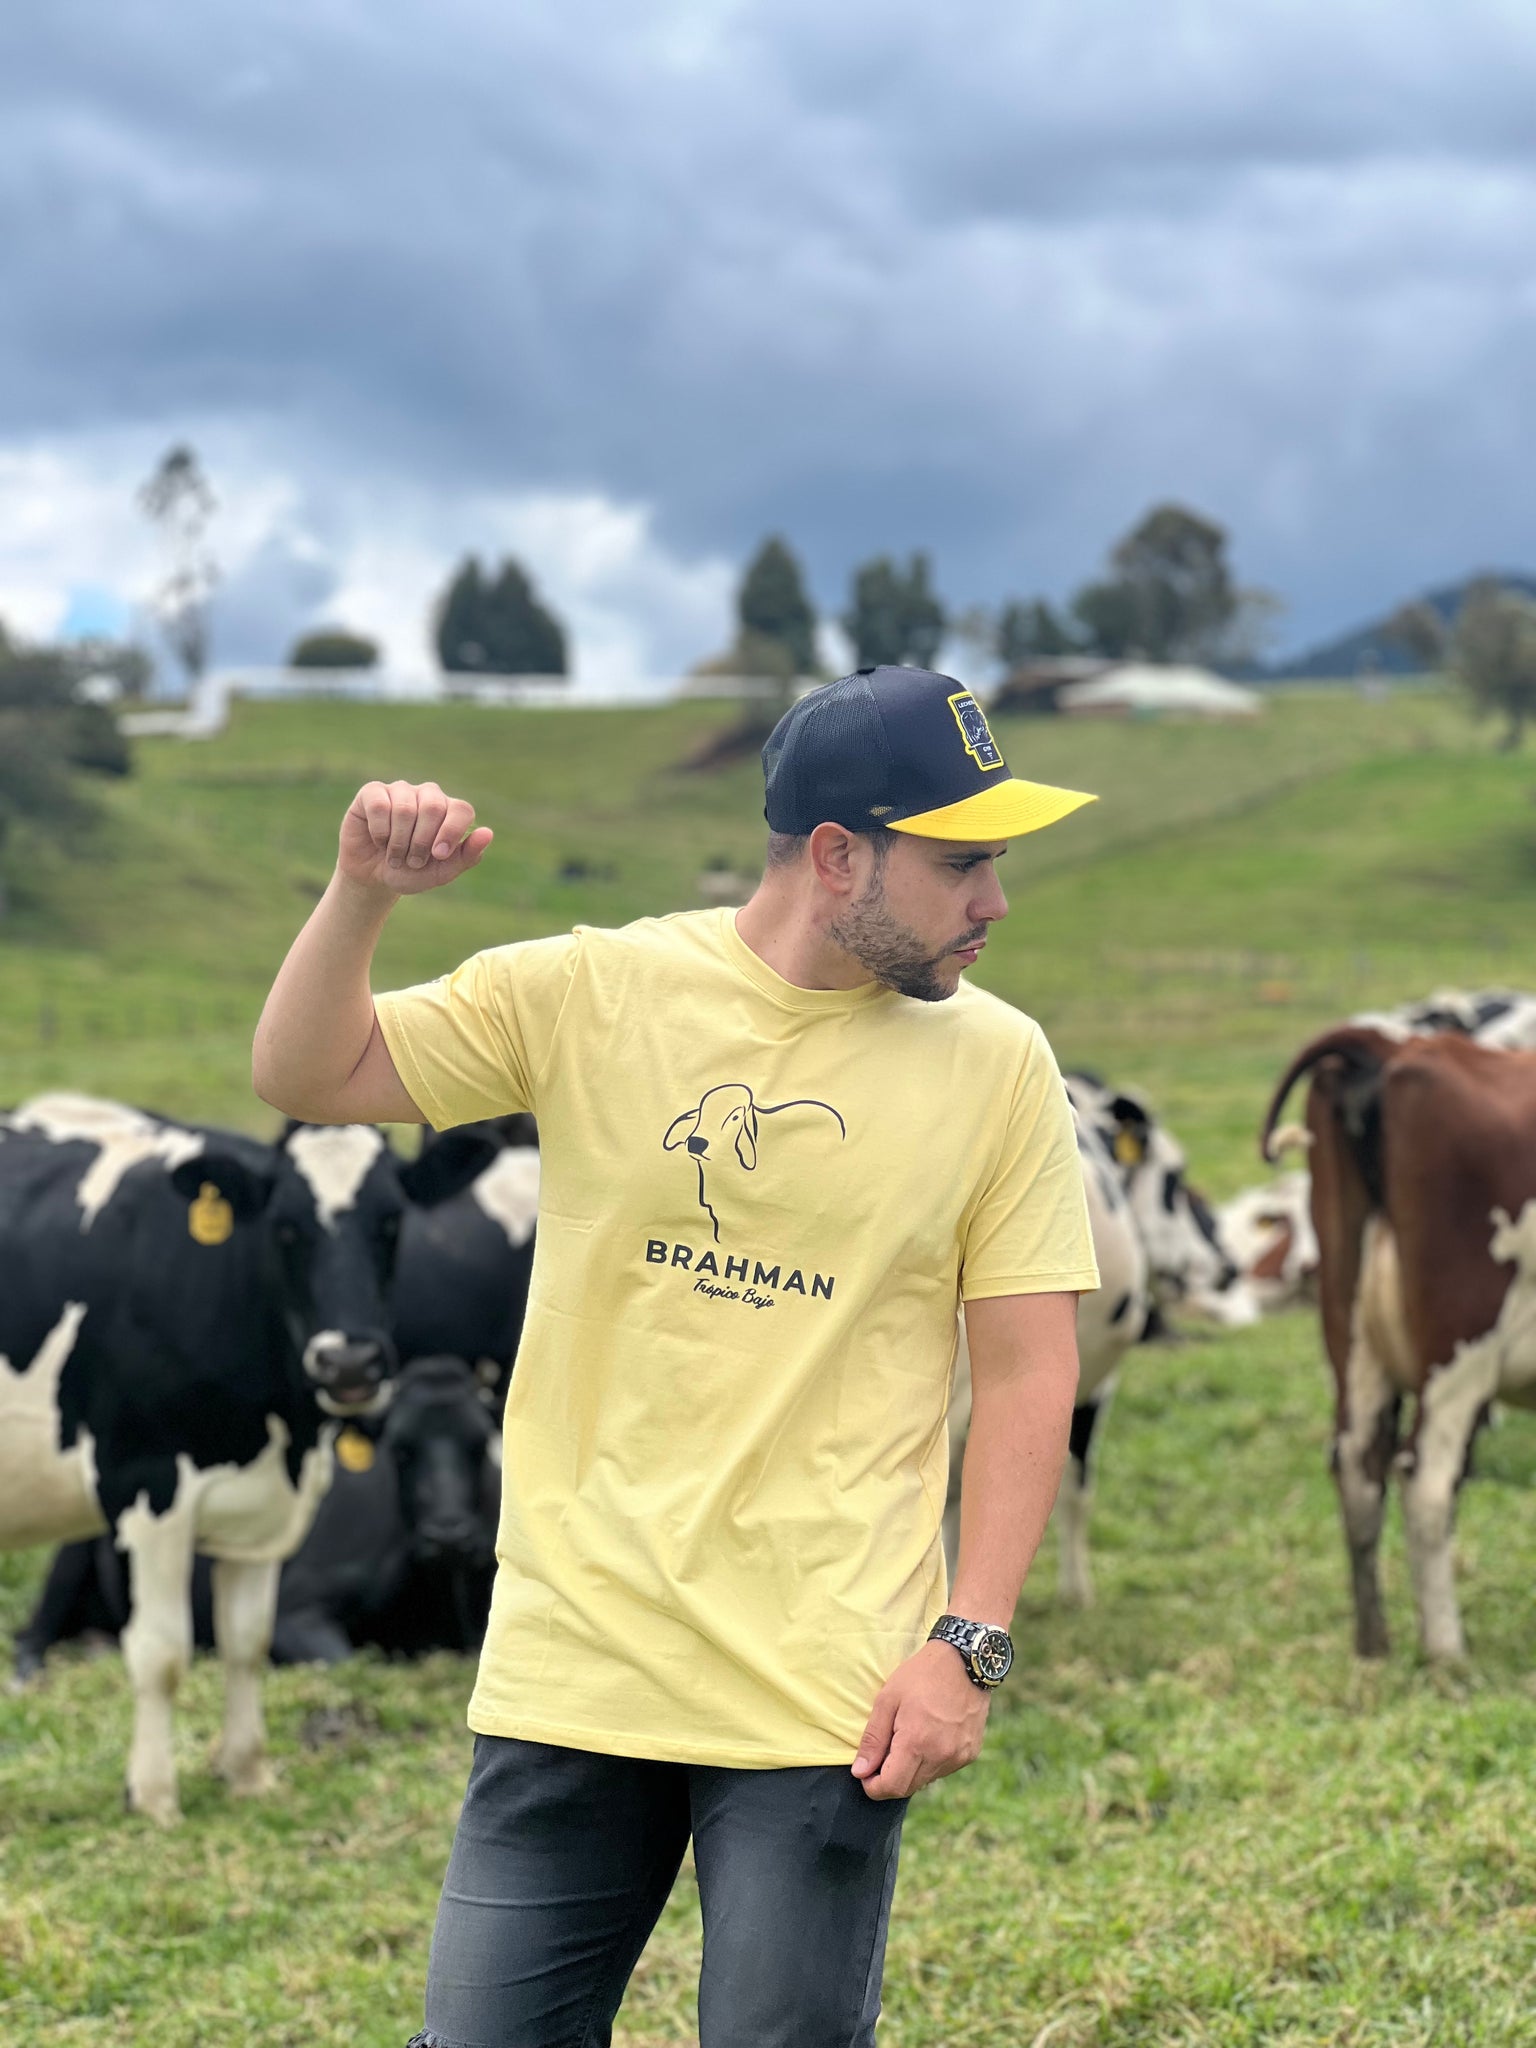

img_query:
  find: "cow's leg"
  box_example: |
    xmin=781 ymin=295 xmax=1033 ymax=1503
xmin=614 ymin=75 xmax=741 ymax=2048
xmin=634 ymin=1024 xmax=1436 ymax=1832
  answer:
xmin=211 ymin=1558 xmax=280 ymax=1797
xmin=1057 ymin=1392 xmax=1112 ymax=1608
xmin=1400 ymin=1343 xmax=1499 ymax=1663
xmin=1332 ymin=1325 xmax=1400 ymax=1660
xmin=117 ymin=1501 xmax=197 ymax=1826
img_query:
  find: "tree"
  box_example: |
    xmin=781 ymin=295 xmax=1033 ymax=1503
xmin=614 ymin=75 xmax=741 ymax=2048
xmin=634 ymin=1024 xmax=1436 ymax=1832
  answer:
xmin=137 ymin=445 xmax=219 ymax=691
xmin=996 ymin=598 xmax=1076 ymax=667
xmin=1449 ymin=580 xmax=1536 ymax=750
xmin=434 ymin=555 xmax=568 ymax=675
xmin=1068 ymin=503 xmax=1273 ymax=664
xmin=288 ymin=627 xmax=381 ymax=670
xmin=68 ymin=636 xmax=154 ymax=700
xmin=1382 ymin=601 xmax=1448 ymax=672
xmin=0 ymin=626 xmax=132 ymax=913
xmin=842 ymin=552 xmax=946 ymax=669
xmin=739 ymin=537 xmax=817 ymax=676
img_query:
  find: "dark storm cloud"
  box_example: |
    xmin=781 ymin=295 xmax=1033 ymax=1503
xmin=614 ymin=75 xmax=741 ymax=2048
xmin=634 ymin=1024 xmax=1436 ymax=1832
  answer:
xmin=3 ymin=0 xmax=1535 ymax=654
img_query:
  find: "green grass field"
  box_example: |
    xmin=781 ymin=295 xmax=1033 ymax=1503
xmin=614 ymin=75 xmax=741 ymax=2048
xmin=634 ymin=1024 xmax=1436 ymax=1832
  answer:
xmin=3 ymin=684 xmax=1535 ymax=2045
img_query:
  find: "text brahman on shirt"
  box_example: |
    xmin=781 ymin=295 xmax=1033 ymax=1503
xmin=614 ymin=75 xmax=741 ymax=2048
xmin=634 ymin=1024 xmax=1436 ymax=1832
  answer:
xmin=375 ymin=907 xmax=1097 ymax=1766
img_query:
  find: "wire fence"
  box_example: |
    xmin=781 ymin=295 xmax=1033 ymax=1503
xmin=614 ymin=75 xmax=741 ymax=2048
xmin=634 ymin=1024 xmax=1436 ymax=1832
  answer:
xmin=0 ymin=995 xmax=261 ymax=1053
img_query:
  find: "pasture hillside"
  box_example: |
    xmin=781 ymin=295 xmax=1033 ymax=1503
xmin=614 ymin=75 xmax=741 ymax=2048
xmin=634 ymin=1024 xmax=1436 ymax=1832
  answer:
xmin=0 ymin=681 xmax=1528 ymax=1190
xmin=3 ymin=683 xmax=1536 ymax=2046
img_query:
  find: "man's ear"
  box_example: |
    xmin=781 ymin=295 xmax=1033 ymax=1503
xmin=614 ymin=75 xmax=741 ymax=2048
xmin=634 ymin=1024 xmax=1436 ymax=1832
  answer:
xmin=663 ymin=1108 xmax=701 ymax=1151
xmin=806 ymin=822 xmax=862 ymax=899
xmin=170 ymin=1153 xmax=275 ymax=1222
xmin=399 ymin=1131 xmax=500 ymax=1207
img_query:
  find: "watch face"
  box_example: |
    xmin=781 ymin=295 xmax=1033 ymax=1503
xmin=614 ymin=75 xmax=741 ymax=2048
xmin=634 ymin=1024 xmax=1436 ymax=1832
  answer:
xmin=972 ymin=1628 xmax=1013 ymax=1683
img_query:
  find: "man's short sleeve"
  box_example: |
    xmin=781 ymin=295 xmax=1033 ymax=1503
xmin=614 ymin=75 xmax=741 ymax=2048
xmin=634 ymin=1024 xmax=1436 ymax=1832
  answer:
xmin=374 ymin=932 xmax=579 ymax=1130
xmin=961 ymin=1023 xmax=1100 ymax=1301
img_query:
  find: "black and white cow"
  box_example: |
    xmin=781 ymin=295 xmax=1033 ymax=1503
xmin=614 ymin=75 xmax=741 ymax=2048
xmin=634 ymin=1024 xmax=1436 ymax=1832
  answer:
xmin=1217 ymin=1169 xmax=1319 ymax=1311
xmin=16 ymin=1355 xmax=502 ymax=1676
xmin=1355 ymin=986 xmax=1536 ymax=1050
xmin=1065 ymin=1073 xmax=1259 ymax=1328
xmin=272 ymin=1354 xmax=500 ymax=1663
xmin=0 ymin=1093 xmax=493 ymax=1822
xmin=946 ymin=1104 xmax=1152 ymax=1606
xmin=392 ymin=1116 xmax=540 ymax=1412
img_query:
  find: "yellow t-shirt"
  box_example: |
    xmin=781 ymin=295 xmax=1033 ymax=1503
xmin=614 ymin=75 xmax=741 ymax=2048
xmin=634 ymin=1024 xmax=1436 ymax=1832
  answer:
xmin=375 ymin=907 xmax=1098 ymax=1766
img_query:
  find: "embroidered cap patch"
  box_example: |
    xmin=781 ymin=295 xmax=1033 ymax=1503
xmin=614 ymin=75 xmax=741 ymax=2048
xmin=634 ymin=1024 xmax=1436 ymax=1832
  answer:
xmin=947 ymin=691 xmax=1004 ymax=771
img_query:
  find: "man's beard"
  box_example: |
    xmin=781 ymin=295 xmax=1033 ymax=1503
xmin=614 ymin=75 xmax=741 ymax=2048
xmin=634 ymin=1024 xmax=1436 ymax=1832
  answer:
xmin=828 ymin=877 xmax=985 ymax=1003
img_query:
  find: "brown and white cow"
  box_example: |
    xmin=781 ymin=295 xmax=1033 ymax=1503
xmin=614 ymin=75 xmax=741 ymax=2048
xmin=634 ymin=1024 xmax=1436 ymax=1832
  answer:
xmin=1262 ymin=1025 xmax=1536 ymax=1661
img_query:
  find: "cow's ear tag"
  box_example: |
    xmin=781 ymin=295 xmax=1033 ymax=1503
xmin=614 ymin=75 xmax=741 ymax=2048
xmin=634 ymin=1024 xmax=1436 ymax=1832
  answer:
xmin=188 ymin=1182 xmax=235 ymax=1247
xmin=1113 ymin=1130 xmax=1146 ymax=1167
xmin=335 ymin=1427 xmax=375 ymax=1474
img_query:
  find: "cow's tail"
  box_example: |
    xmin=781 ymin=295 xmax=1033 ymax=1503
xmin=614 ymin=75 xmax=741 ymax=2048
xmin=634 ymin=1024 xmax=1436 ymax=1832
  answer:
xmin=1259 ymin=1026 xmax=1399 ymax=1168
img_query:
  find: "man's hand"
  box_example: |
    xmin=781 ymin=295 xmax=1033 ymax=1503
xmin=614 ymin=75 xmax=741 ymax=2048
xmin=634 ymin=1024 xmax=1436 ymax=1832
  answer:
xmin=338 ymin=780 xmax=493 ymax=895
xmin=850 ymin=1639 xmax=991 ymax=1800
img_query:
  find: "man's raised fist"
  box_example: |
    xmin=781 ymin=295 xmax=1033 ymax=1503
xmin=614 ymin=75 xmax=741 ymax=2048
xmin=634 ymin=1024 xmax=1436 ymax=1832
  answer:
xmin=338 ymin=780 xmax=494 ymax=895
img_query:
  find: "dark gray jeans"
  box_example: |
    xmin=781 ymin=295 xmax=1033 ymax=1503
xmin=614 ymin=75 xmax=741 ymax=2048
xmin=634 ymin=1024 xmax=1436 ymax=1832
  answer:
xmin=406 ymin=1733 xmax=907 ymax=2048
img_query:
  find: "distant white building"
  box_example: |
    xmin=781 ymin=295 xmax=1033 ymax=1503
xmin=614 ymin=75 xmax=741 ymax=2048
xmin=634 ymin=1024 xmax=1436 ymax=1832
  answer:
xmin=1058 ymin=663 xmax=1263 ymax=719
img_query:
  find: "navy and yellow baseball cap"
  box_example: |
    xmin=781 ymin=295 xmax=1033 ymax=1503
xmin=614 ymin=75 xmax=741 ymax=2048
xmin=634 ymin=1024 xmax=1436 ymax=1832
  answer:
xmin=762 ymin=665 xmax=1096 ymax=840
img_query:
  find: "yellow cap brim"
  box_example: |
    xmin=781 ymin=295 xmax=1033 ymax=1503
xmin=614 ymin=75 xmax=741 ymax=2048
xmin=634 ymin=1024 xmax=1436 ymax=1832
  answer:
xmin=886 ymin=778 xmax=1097 ymax=841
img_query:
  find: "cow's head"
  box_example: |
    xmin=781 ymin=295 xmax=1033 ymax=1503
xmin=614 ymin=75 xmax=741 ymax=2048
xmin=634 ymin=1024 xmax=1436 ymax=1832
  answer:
xmin=171 ymin=1124 xmax=498 ymax=1414
xmin=1068 ymin=1076 xmax=1259 ymax=1328
xmin=1217 ymin=1172 xmax=1319 ymax=1309
xmin=380 ymin=1354 xmax=498 ymax=1565
xmin=664 ymin=1084 xmax=761 ymax=1170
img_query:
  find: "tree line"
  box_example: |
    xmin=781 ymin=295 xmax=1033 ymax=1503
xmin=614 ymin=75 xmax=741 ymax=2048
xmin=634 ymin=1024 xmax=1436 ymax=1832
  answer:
xmin=698 ymin=503 xmax=1277 ymax=688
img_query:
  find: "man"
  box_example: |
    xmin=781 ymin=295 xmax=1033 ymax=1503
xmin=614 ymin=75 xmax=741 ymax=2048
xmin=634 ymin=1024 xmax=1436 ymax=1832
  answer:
xmin=254 ymin=665 xmax=1099 ymax=2048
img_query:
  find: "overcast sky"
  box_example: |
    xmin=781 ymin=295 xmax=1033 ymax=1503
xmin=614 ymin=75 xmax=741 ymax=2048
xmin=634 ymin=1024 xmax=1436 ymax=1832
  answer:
xmin=2 ymin=0 xmax=1533 ymax=685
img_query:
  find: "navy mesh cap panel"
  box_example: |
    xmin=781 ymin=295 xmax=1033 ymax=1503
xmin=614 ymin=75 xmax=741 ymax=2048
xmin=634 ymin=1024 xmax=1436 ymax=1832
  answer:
xmin=762 ymin=674 xmax=894 ymax=833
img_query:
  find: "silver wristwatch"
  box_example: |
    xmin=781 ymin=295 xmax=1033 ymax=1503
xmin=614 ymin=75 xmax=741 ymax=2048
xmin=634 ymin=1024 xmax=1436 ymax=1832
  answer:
xmin=927 ymin=1612 xmax=1014 ymax=1689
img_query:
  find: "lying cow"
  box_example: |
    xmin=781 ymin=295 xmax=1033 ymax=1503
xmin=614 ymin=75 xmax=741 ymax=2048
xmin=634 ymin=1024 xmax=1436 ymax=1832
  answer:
xmin=0 ymin=1094 xmax=493 ymax=1820
xmin=1262 ymin=1026 xmax=1536 ymax=1661
xmin=1066 ymin=1073 xmax=1258 ymax=1328
xmin=946 ymin=1103 xmax=1151 ymax=1606
xmin=16 ymin=1356 xmax=501 ymax=1675
xmin=274 ymin=1354 xmax=500 ymax=1662
xmin=393 ymin=1116 xmax=540 ymax=1410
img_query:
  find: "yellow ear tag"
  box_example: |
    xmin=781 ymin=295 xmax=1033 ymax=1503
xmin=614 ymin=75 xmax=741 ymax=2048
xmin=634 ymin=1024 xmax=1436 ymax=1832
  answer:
xmin=1113 ymin=1130 xmax=1146 ymax=1167
xmin=188 ymin=1182 xmax=234 ymax=1247
xmin=335 ymin=1427 xmax=376 ymax=1474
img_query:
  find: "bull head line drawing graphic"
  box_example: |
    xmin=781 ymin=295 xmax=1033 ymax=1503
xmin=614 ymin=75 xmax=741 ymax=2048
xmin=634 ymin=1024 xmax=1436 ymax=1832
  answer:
xmin=662 ymin=1082 xmax=847 ymax=1242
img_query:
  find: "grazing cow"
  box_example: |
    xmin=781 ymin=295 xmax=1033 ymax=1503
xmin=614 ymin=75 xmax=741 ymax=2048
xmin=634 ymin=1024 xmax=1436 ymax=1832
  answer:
xmin=945 ymin=1106 xmax=1151 ymax=1605
xmin=393 ymin=1117 xmax=540 ymax=1409
xmin=16 ymin=1356 xmax=501 ymax=1674
xmin=1356 ymin=986 xmax=1536 ymax=1050
xmin=0 ymin=1094 xmax=494 ymax=1820
xmin=1066 ymin=1073 xmax=1259 ymax=1327
xmin=1262 ymin=1027 xmax=1536 ymax=1660
xmin=1217 ymin=1170 xmax=1319 ymax=1311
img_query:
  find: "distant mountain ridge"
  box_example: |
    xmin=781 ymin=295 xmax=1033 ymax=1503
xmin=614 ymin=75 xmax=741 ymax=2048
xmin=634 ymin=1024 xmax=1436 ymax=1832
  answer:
xmin=1272 ymin=572 xmax=1536 ymax=680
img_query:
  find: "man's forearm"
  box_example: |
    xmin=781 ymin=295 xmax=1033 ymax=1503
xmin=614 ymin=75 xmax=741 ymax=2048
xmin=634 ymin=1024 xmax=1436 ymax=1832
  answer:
xmin=949 ymin=1295 xmax=1079 ymax=1623
xmin=253 ymin=873 xmax=395 ymax=1118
